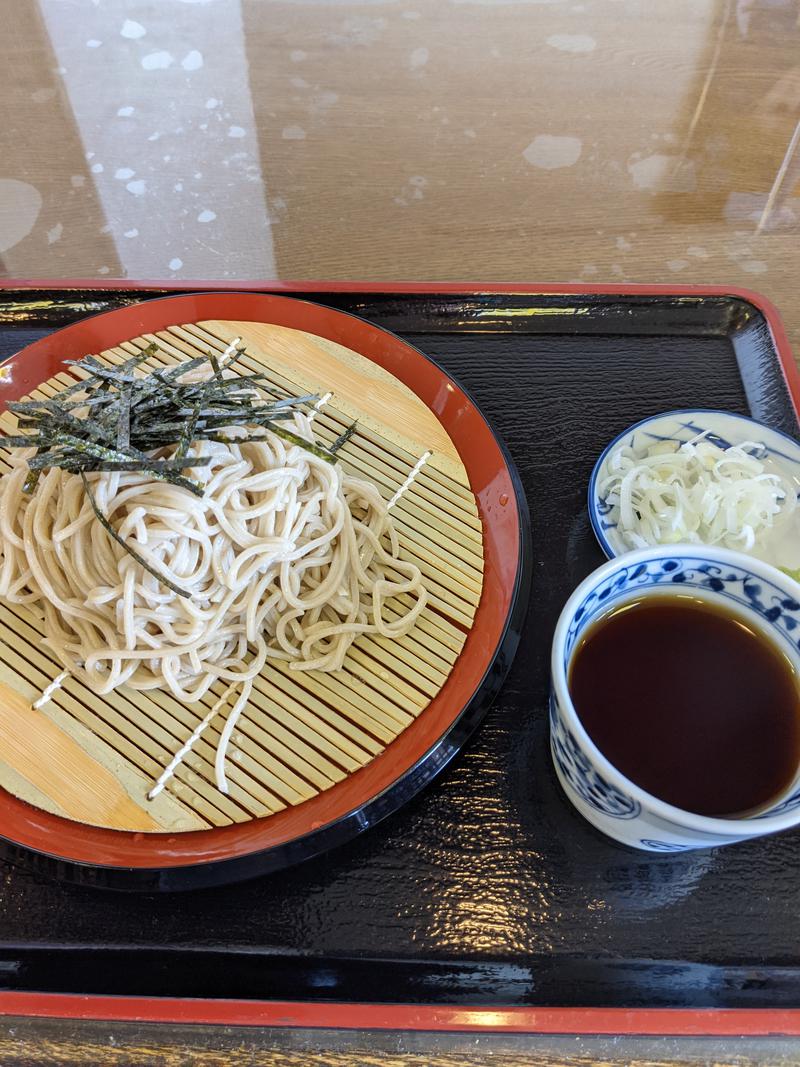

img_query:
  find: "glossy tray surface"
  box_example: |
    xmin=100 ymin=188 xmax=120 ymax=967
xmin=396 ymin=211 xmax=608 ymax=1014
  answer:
xmin=0 ymin=286 xmax=798 ymax=1010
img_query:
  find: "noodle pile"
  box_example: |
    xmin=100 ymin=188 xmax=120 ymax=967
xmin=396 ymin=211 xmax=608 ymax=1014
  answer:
xmin=0 ymin=402 xmax=427 ymax=794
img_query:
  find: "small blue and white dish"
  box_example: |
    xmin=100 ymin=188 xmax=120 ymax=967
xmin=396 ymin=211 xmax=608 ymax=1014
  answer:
xmin=588 ymin=409 xmax=800 ymax=573
xmin=551 ymin=544 xmax=800 ymax=851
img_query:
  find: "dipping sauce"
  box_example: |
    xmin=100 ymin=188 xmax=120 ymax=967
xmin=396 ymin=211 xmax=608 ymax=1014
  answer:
xmin=568 ymin=595 xmax=800 ymax=817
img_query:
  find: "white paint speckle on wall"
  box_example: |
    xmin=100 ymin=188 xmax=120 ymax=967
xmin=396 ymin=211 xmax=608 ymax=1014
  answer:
xmin=409 ymin=46 xmax=429 ymax=68
xmin=141 ymin=51 xmax=174 ymax=70
xmin=282 ymin=125 xmax=306 ymax=140
xmin=393 ymin=174 xmax=428 ymax=206
xmin=117 ymin=106 xmax=134 ymax=117
xmin=121 ymin=19 xmax=146 ymax=39
xmin=47 ymin=222 xmax=64 ymax=244
xmin=667 ymin=259 xmax=689 ymax=272
xmin=205 ymin=97 xmax=220 ymax=109
xmin=523 ymin=134 xmax=582 ymax=169
xmin=628 ymin=153 xmax=696 ymax=193
xmin=0 ymin=180 xmax=43 ymax=253
xmin=228 ymin=126 xmax=246 ymax=138
xmin=124 ymin=228 xmax=139 ymax=238
xmin=115 ymin=168 xmax=135 ymax=180
xmin=169 ymin=258 xmax=183 ymax=271
xmin=126 ymin=180 xmax=147 ymax=196
xmin=91 ymin=163 xmax=104 ymax=173
xmin=197 ymin=209 xmax=216 ymax=222
xmin=86 ymin=39 xmax=102 ymax=48
xmin=181 ymin=50 xmax=203 ymax=70
xmin=740 ymin=259 xmax=768 ymax=274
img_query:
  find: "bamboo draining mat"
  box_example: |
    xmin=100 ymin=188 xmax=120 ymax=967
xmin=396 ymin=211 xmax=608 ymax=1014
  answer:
xmin=0 ymin=321 xmax=483 ymax=833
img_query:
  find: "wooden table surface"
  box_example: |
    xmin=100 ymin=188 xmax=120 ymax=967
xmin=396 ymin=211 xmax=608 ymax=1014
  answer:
xmin=1 ymin=0 xmax=800 ymax=1062
xmin=2 ymin=0 xmax=799 ymax=353
xmin=2 ymin=1017 xmax=800 ymax=1067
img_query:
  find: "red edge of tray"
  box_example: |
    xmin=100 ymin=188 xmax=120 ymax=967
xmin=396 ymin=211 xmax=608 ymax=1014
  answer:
xmin=3 ymin=278 xmax=798 ymax=415
xmin=2 ymin=992 xmax=800 ymax=1037
xmin=0 ymin=280 xmax=797 ymax=1037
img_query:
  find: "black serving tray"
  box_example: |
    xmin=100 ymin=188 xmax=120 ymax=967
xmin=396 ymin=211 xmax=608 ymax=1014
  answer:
xmin=0 ymin=284 xmax=798 ymax=1011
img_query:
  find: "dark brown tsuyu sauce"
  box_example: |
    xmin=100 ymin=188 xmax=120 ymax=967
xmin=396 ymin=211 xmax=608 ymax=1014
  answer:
xmin=568 ymin=595 xmax=800 ymax=817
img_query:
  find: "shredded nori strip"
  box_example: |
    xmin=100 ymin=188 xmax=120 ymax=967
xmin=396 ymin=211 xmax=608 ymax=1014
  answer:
xmin=175 ymin=399 xmax=202 ymax=461
xmin=2 ymin=340 xmax=333 ymax=591
xmin=116 ymin=382 xmax=132 ymax=452
xmin=264 ymin=422 xmax=338 ymax=462
xmin=331 ymin=420 xmax=358 ymax=454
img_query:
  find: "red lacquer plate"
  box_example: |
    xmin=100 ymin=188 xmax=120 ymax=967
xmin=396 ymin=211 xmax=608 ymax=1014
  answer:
xmin=0 ymin=292 xmax=530 ymax=890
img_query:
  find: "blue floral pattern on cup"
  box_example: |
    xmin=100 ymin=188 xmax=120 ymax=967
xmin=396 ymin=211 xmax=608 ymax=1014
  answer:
xmin=754 ymin=787 xmax=800 ymax=818
xmin=639 ymin=838 xmax=689 ymax=852
xmin=549 ymin=696 xmax=641 ymax=820
xmin=563 ymin=556 xmax=800 ymax=665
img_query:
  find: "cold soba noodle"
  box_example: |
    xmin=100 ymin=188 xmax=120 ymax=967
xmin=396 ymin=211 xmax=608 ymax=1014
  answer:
xmin=0 ymin=343 xmax=427 ymax=795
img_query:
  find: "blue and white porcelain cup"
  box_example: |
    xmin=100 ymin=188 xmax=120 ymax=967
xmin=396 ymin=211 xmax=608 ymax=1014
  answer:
xmin=550 ymin=545 xmax=800 ymax=852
